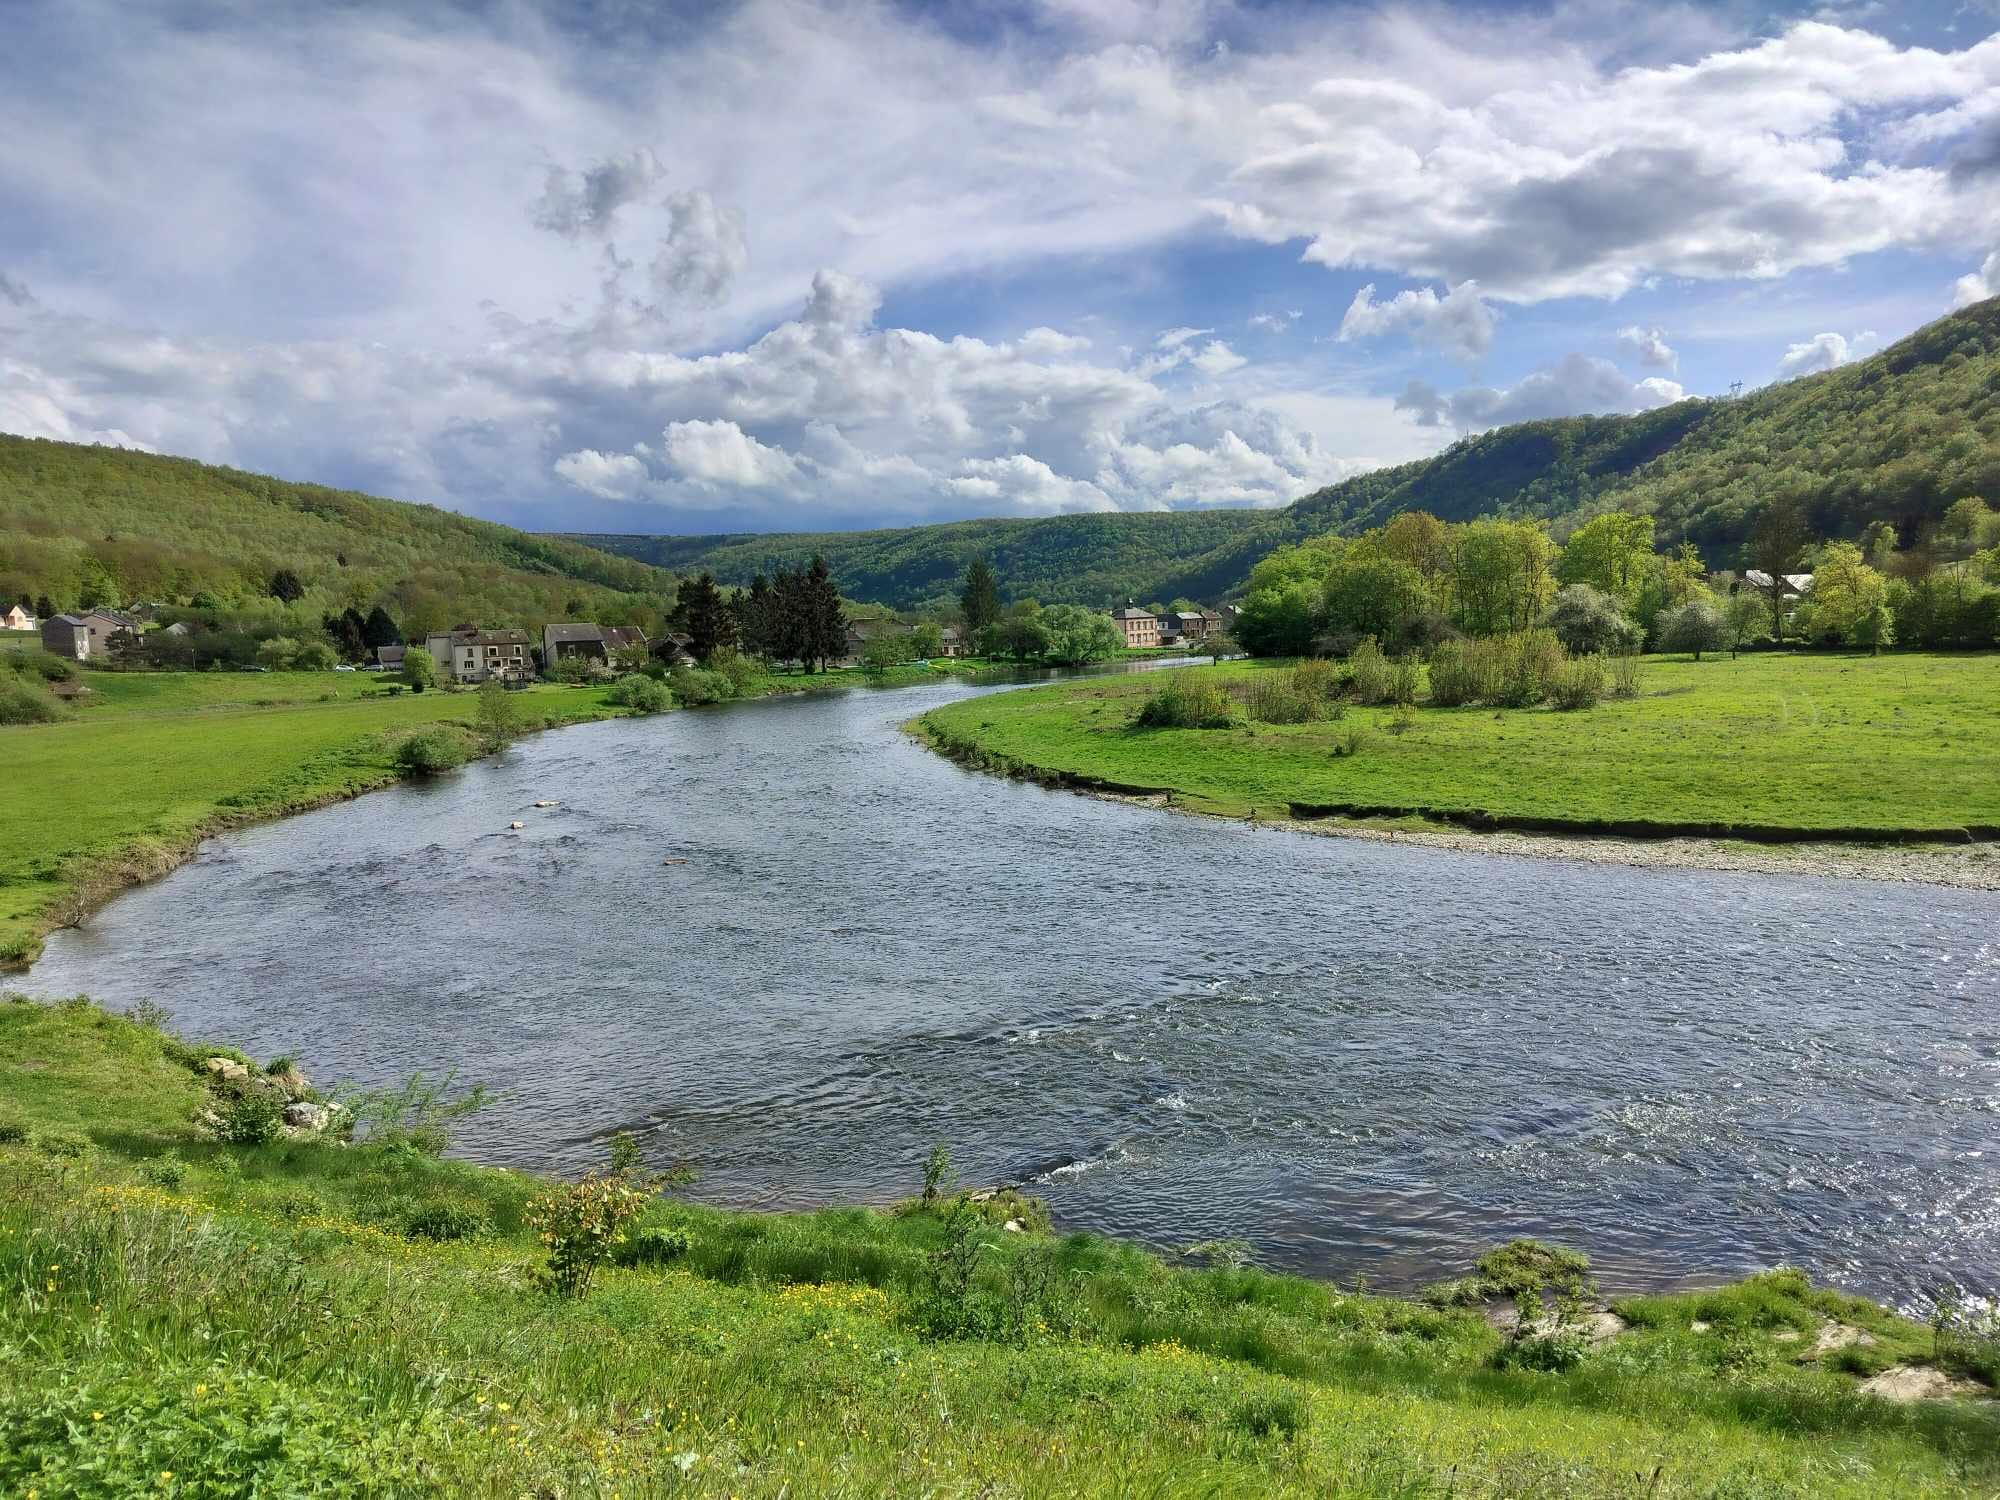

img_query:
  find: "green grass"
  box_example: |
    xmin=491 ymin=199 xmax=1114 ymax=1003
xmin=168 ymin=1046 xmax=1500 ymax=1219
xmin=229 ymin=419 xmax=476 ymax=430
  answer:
xmin=917 ymin=652 xmax=2000 ymax=837
xmin=0 ymin=662 xmax=921 ymax=967
xmin=1 ymin=995 xmax=1995 ymax=1497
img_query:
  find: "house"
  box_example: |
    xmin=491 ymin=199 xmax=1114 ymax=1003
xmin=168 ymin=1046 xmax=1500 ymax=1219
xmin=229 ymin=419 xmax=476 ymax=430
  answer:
xmin=2 ymin=604 xmax=34 ymax=631
xmin=160 ymin=621 xmax=192 ymax=637
xmin=40 ymin=609 xmax=135 ymax=661
xmin=542 ymin=622 xmax=611 ymax=665
xmin=1742 ymin=570 xmax=1814 ymax=597
xmin=601 ymin=626 xmax=649 ymax=657
xmin=841 ymin=616 xmax=912 ymax=666
xmin=375 ymin=644 xmax=406 ymax=672
xmin=1109 ymin=607 xmax=1159 ymax=649
xmin=424 ymin=626 xmax=534 ymax=684
xmin=936 ymin=625 xmax=967 ymax=658
xmin=1160 ymin=609 xmax=1222 ymax=641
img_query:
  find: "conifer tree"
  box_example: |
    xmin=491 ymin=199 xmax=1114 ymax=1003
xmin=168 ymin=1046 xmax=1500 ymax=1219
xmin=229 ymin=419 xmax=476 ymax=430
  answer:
xmin=959 ymin=558 xmax=1002 ymax=636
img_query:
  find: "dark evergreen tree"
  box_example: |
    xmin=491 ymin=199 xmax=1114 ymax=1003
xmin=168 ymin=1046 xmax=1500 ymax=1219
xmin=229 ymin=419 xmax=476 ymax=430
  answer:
xmin=678 ymin=571 xmax=738 ymax=661
xmin=803 ymin=554 xmax=846 ymax=671
xmin=34 ymin=594 xmax=55 ymax=619
xmin=269 ymin=568 xmax=306 ymax=603
xmin=740 ymin=574 xmax=773 ymax=657
xmin=959 ymin=558 xmax=1002 ymax=636
xmin=322 ymin=608 xmax=368 ymax=662
xmin=362 ymin=605 xmax=401 ymax=648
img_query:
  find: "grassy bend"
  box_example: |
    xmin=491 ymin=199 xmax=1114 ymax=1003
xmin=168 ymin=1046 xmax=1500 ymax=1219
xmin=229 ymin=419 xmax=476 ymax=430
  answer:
xmin=915 ymin=652 xmax=2000 ymax=839
xmin=0 ymin=661 xmax=962 ymax=969
xmin=2 ymin=994 xmax=1996 ymax=1496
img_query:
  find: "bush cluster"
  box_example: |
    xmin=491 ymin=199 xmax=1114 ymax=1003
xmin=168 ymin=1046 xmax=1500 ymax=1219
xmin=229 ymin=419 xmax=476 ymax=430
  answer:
xmin=606 ymin=674 xmax=671 ymax=713
xmin=667 ymin=665 xmax=737 ymax=707
xmin=394 ymin=727 xmax=472 ymax=775
xmin=526 ymin=1170 xmax=653 ymax=1298
xmin=1135 ymin=672 xmax=1235 ymax=729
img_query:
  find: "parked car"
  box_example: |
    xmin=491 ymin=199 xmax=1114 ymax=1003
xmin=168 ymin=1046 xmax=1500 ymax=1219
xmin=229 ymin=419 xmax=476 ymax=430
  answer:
xmin=333 ymin=664 xmax=356 ymax=672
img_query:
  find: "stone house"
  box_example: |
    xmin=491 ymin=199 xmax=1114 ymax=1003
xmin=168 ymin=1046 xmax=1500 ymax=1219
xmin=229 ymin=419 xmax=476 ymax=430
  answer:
xmin=1109 ymin=607 xmax=1159 ymax=649
xmin=425 ymin=626 xmax=534 ymax=684
xmin=41 ymin=609 xmax=136 ymax=661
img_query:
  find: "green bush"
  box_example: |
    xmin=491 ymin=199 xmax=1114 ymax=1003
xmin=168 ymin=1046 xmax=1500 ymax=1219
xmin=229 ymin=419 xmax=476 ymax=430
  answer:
xmin=0 ymin=1117 xmax=26 ymax=1145
xmin=1238 ymin=675 xmax=1317 ymax=724
xmin=1289 ymin=657 xmax=1342 ymax=703
xmin=6 ymin=650 xmax=76 ymax=683
xmin=1608 ymin=651 xmax=1643 ymax=698
xmin=219 ymin=1089 xmax=286 ymax=1145
xmin=137 ymin=1154 xmax=186 ymax=1189
xmin=1386 ymin=652 xmax=1421 ymax=707
xmin=402 ymin=1199 xmax=491 ymax=1242
xmin=1425 ymin=641 xmax=1482 ymax=707
xmin=1498 ymin=629 xmax=1567 ymax=708
xmin=711 ymin=648 xmax=760 ymax=695
xmin=612 ymin=1225 xmax=693 ymax=1266
xmin=1348 ymin=638 xmax=1392 ymax=704
xmin=0 ymin=675 xmax=66 ymax=725
xmin=1135 ymin=671 xmax=1236 ymax=728
xmin=394 ymin=727 xmax=471 ymax=774
xmin=606 ymin=674 xmax=671 ymax=713
xmin=1549 ymin=656 xmax=1606 ymax=710
xmin=668 ymin=666 xmax=735 ymax=707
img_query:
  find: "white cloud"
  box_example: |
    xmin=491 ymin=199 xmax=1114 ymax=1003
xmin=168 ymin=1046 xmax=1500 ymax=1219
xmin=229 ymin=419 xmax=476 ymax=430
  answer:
xmin=552 ymin=448 xmax=649 ymax=499
xmin=948 ymin=454 xmax=1116 ymax=513
xmin=651 ymin=190 xmax=749 ymax=307
xmin=1338 ymin=282 xmax=1495 ymax=362
xmin=1616 ymin=325 xmax=1679 ymax=372
xmin=533 ymin=149 xmax=666 ymax=240
xmin=1396 ymin=353 xmax=1686 ymax=430
xmin=1247 ymin=308 xmax=1301 ymax=332
xmin=661 ymin=419 xmax=801 ymax=488
xmin=1189 ymin=339 xmax=1248 ymax=376
xmin=1775 ymin=329 xmax=1877 ymax=377
xmin=1953 ymin=249 xmax=2000 ymax=308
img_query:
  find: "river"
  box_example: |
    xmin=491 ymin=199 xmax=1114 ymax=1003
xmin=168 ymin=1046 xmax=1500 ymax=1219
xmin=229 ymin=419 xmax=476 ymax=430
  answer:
xmin=24 ymin=672 xmax=2000 ymax=1304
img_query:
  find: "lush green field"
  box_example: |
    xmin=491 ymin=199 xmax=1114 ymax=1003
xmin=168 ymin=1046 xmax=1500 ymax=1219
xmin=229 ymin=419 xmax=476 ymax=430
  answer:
xmin=0 ymin=661 xmax=948 ymax=967
xmin=918 ymin=652 xmax=2000 ymax=836
xmin=1 ymin=995 xmax=1994 ymax=1497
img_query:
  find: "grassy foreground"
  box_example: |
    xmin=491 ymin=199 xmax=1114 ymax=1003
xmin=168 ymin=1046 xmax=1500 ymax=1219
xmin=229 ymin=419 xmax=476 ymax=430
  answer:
xmin=2 ymin=995 xmax=1996 ymax=1497
xmin=917 ymin=652 xmax=2000 ymax=838
xmin=0 ymin=660 xmax=965 ymax=969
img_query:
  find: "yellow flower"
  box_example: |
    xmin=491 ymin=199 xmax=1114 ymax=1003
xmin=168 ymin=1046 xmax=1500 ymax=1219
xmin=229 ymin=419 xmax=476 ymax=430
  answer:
xmin=91 ymin=1412 xmax=103 ymax=1421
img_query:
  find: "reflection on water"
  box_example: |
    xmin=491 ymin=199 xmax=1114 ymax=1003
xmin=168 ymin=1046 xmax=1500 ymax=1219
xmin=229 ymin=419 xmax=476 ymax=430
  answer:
xmin=27 ymin=674 xmax=2000 ymax=1302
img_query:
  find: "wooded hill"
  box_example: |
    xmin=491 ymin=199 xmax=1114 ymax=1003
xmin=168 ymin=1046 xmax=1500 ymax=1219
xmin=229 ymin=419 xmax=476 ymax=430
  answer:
xmin=0 ymin=438 xmax=679 ymax=633
xmin=575 ymin=295 xmax=2000 ymax=609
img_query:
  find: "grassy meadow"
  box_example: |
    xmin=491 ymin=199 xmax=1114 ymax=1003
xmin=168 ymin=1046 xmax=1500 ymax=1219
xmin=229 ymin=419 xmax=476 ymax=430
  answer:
xmin=2 ymin=994 xmax=1996 ymax=1497
xmin=917 ymin=652 xmax=2000 ymax=837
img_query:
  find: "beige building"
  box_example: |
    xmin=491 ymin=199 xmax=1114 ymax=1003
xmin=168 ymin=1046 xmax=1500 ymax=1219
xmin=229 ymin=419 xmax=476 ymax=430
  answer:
xmin=1109 ymin=607 xmax=1159 ymax=649
xmin=425 ymin=627 xmax=534 ymax=684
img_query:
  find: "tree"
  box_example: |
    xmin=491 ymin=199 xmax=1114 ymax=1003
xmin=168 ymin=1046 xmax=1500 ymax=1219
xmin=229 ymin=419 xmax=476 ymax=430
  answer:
xmin=256 ymin=636 xmax=300 ymax=670
xmin=1558 ymin=513 xmax=1656 ymax=604
xmin=860 ymin=632 xmax=906 ymax=673
xmin=402 ymin=648 xmax=439 ymax=693
xmin=475 ymin=678 xmax=521 ymax=746
xmin=910 ymin=621 xmax=944 ymax=659
xmin=1798 ymin=541 xmax=1888 ymax=647
xmin=1544 ymin=584 xmax=1641 ymax=656
xmin=291 ymin=639 xmax=338 ymax=671
xmin=1321 ymin=554 xmax=1434 ymax=651
xmin=996 ymin=608 xmax=1050 ymax=662
xmin=1658 ymin=599 xmax=1726 ymax=661
xmin=802 ymin=555 xmax=846 ymax=671
xmin=1723 ymin=591 xmax=1765 ymax=656
xmin=322 ymin=607 xmax=368 ymax=662
xmin=363 ymin=605 xmax=401 ymax=649
xmin=269 ymin=568 xmax=306 ymax=604
xmin=1747 ymin=498 xmax=1811 ymax=642
xmin=1039 ymin=604 xmax=1124 ymax=666
xmin=740 ymin=574 xmax=773 ymax=657
xmin=677 ymin=572 xmax=737 ymax=662
xmin=34 ymin=595 xmax=55 ymax=621
xmin=959 ymin=558 xmax=1002 ymax=637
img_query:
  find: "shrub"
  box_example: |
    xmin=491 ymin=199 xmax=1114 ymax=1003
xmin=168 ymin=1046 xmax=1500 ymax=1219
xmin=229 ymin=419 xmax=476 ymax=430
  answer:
xmin=1607 ymin=651 xmax=1643 ymax=699
xmin=0 ymin=675 xmax=66 ymax=725
xmin=7 ymin=649 xmax=76 ymax=683
xmin=1237 ymin=675 xmax=1317 ymax=724
xmin=402 ymin=1199 xmax=491 ymax=1242
xmin=1386 ymin=653 xmax=1421 ymax=707
xmin=526 ymin=1170 xmax=653 ymax=1298
xmin=0 ymin=1117 xmax=26 ymax=1145
xmin=1659 ymin=599 xmax=1727 ymax=660
xmin=1134 ymin=672 xmax=1235 ymax=729
xmin=1545 ymin=584 xmax=1642 ymax=656
xmin=668 ymin=665 xmax=735 ymax=707
xmin=342 ymin=1071 xmax=492 ymax=1156
xmin=1497 ymin=629 xmax=1567 ymax=708
xmin=1347 ymin=638 xmax=1392 ymax=704
xmin=219 ymin=1089 xmax=285 ymax=1145
xmin=1425 ymin=641 xmax=1480 ymax=707
xmin=1289 ymin=657 xmax=1342 ymax=704
xmin=711 ymin=649 xmax=760 ymax=696
xmin=1548 ymin=655 xmax=1606 ymax=710
xmin=138 ymin=1154 xmax=186 ymax=1189
xmin=606 ymin=674 xmax=671 ymax=713
xmin=612 ymin=1225 xmax=693 ymax=1267
xmin=922 ymin=1143 xmax=954 ymax=1207
xmin=394 ymin=727 xmax=471 ymax=775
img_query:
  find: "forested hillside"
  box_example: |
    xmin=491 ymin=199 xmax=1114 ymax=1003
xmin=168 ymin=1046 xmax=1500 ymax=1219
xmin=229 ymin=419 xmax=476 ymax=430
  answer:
xmin=0 ymin=438 xmax=677 ymax=633
xmin=577 ymin=296 xmax=2000 ymax=607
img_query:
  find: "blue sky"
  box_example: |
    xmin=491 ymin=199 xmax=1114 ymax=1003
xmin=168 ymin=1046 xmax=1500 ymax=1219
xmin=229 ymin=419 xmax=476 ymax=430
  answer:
xmin=2 ymin=0 xmax=1997 ymax=535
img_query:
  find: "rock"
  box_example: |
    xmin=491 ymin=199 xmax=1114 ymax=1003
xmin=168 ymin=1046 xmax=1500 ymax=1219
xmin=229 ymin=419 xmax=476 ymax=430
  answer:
xmin=1812 ymin=1322 xmax=1875 ymax=1356
xmin=284 ymin=1096 xmax=334 ymax=1136
xmin=1484 ymin=1304 xmax=1626 ymax=1344
xmin=1003 ymin=1219 xmax=1022 ymax=1232
xmin=1690 ymin=1320 xmax=1711 ymax=1333
xmin=1860 ymin=1365 xmax=1977 ymax=1402
xmin=533 ymin=800 xmax=559 ymax=808
xmin=509 ymin=821 xmax=525 ymax=830
xmin=1772 ymin=1329 xmax=1802 ymax=1343
xmin=205 ymin=1056 xmax=249 ymax=1083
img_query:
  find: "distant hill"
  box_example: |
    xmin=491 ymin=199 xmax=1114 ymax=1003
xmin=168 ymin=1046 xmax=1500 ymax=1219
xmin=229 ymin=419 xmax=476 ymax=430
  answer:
xmin=575 ymin=296 xmax=2000 ymax=607
xmin=0 ymin=437 xmax=677 ymax=631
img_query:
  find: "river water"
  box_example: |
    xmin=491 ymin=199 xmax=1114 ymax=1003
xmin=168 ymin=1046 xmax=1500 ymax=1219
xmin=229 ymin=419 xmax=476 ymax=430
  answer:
xmin=24 ymin=672 xmax=2000 ymax=1304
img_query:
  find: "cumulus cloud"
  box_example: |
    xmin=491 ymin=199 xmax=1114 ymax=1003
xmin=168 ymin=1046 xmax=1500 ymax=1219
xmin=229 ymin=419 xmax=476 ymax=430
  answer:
xmin=1338 ymin=282 xmax=1495 ymax=363
xmin=1953 ymin=249 xmax=2000 ymax=308
xmin=649 ymin=190 xmax=749 ymax=307
xmin=948 ymin=454 xmax=1116 ymax=513
xmin=1775 ymin=330 xmax=1877 ymax=377
xmin=1247 ymin=309 xmax=1301 ymax=332
xmin=660 ymin=418 xmax=801 ymax=488
xmin=552 ymin=448 xmax=649 ymax=499
xmin=1395 ymin=354 xmax=1686 ymax=431
xmin=1616 ymin=325 xmax=1678 ymax=372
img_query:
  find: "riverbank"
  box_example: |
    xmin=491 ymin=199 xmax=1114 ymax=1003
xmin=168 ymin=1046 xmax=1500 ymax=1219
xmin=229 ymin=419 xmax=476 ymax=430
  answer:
xmin=0 ymin=661 xmax=961 ymax=969
xmin=3 ymin=993 xmax=1994 ymax=1497
xmin=914 ymin=652 xmax=2000 ymax=889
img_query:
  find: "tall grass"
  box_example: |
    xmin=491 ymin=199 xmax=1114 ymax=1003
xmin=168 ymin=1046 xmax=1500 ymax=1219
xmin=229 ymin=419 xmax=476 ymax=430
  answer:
xmin=1135 ymin=671 xmax=1236 ymax=728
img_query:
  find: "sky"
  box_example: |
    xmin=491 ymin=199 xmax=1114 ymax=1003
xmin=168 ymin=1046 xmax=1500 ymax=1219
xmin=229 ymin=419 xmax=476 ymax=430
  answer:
xmin=2 ymin=0 xmax=1998 ymax=536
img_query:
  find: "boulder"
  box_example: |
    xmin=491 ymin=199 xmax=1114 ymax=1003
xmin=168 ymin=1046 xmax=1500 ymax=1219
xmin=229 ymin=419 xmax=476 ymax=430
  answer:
xmin=509 ymin=821 xmax=525 ymax=830
xmin=205 ymin=1056 xmax=249 ymax=1084
xmin=283 ymin=1100 xmax=338 ymax=1132
xmin=533 ymin=800 xmax=559 ymax=808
